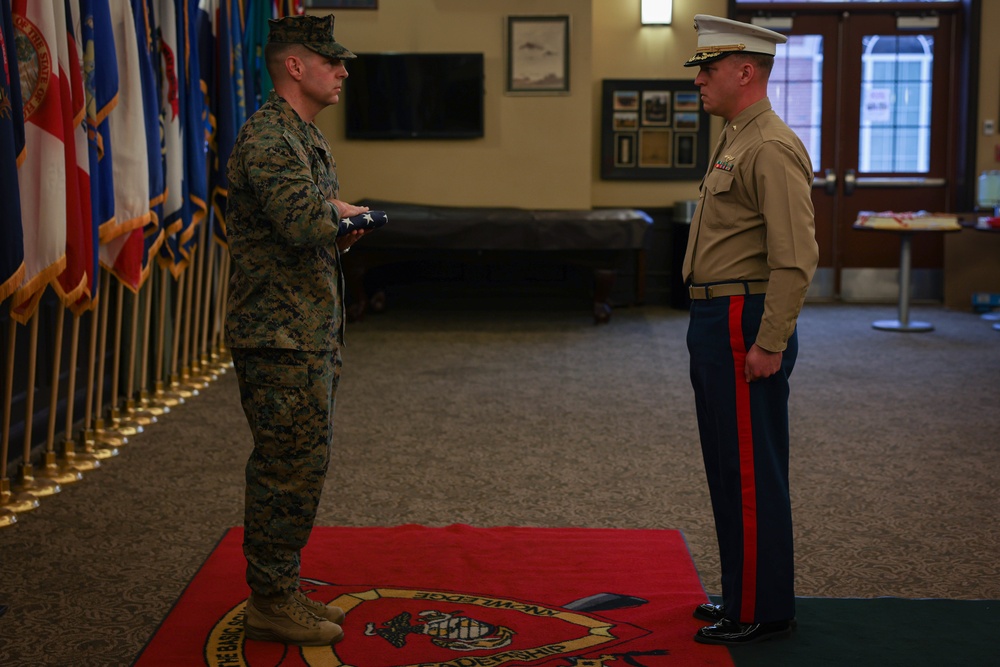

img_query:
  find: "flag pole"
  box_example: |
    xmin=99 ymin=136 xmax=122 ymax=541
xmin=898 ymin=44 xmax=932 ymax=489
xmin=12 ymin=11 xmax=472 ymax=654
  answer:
xmin=152 ymin=266 xmax=184 ymax=407
xmin=80 ymin=281 xmax=120 ymax=457
xmin=37 ymin=305 xmax=83 ymax=485
xmin=215 ymin=250 xmax=231 ymax=367
xmin=14 ymin=311 xmax=61 ymax=498
xmin=189 ymin=231 xmax=206 ymax=381
xmin=168 ymin=269 xmax=198 ymax=398
xmin=178 ymin=241 xmax=208 ymax=392
xmin=61 ymin=312 xmax=99 ymax=471
xmin=1 ymin=319 xmax=39 ymax=526
xmin=199 ymin=236 xmax=223 ymax=377
xmin=205 ymin=245 xmax=229 ymax=374
xmin=191 ymin=223 xmax=219 ymax=386
xmin=106 ymin=280 xmax=144 ymax=435
xmin=121 ymin=280 xmax=159 ymax=425
xmin=136 ymin=270 xmax=170 ymax=415
xmin=92 ymin=270 xmax=129 ymax=446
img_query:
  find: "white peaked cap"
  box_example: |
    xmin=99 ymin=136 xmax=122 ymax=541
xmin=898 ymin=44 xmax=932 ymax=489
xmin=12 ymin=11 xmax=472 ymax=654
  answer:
xmin=684 ymin=14 xmax=788 ymax=67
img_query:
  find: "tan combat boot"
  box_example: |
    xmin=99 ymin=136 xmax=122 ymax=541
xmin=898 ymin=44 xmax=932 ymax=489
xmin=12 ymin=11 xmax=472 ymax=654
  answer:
xmin=292 ymin=589 xmax=346 ymax=625
xmin=244 ymin=593 xmax=344 ymax=646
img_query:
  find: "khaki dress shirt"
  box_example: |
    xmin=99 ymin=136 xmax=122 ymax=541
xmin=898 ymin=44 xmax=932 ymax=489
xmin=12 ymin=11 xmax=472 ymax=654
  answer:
xmin=682 ymin=98 xmax=818 ymax=352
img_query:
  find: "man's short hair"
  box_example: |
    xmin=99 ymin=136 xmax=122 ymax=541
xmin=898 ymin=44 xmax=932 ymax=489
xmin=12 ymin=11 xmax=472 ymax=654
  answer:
xmin=738 ymin=52 xmax=775 ymax=76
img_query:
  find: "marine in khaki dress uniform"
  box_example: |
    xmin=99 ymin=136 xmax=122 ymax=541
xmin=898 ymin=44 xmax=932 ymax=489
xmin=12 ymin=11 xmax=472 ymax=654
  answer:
xmin=224 ymin=14 xmax=370 ymax=647
xmin=680 ymin=15 xmax=819 ymax=646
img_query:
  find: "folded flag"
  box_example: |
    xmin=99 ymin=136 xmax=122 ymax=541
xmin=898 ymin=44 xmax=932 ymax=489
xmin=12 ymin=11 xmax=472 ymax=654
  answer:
xmin=338 ymin=210 xmax=388 ymax=237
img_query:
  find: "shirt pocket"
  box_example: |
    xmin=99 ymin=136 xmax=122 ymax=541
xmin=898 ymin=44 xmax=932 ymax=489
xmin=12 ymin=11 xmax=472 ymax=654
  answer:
xmin=703 ymin=169 xmax=737 ymax=229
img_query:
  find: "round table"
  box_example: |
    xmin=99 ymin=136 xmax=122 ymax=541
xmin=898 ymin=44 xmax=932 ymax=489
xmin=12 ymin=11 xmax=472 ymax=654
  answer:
xmin=852 ymin=223 xmax=961 ymax=332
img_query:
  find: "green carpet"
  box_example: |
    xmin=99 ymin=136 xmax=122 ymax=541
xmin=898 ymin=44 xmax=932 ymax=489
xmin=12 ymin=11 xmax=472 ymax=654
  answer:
xmin=727 ymin=596 xmax=998 ymax=666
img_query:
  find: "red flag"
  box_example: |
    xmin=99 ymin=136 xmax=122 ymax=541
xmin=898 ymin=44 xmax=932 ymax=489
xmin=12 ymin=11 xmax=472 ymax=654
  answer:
xmin=11 ymin=0 xmax=69 ymax=323
xmin=55 ymin=0 xmax=95 ymax=313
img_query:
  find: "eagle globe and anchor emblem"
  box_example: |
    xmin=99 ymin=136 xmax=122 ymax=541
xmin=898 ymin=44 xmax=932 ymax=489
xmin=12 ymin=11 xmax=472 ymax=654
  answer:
xmin=205 ymin=584 xmax=658 ymax=667
xmin=365 ymin=608 xmax=516 ymax=651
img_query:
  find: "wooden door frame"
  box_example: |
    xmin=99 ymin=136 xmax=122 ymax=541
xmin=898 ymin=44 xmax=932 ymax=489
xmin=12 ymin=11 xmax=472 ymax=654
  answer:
xmin=729 ymin=0 xmax=981 ymax=212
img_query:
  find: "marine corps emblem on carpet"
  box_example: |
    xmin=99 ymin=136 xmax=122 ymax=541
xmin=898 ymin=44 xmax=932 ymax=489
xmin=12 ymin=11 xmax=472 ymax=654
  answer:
xmin=133 ymin=525 xmax=734 ymax=667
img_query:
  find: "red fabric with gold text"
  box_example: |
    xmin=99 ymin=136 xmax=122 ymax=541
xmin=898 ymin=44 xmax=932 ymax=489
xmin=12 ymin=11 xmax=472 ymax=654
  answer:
xmin=134 ymin=524 xmax=734 ymax=667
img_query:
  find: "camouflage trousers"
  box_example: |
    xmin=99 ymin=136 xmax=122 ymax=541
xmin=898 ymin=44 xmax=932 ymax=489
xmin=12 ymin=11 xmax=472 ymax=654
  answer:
xmin=231 ymin=347 xmax=342 ymax=597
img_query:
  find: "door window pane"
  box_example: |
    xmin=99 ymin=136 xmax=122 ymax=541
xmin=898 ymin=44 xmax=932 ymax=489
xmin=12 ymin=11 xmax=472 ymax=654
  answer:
xmin=768 ymin=35 xmax=823 ymax=172
xmin=859 ymin=34 xmax=934 ymax=173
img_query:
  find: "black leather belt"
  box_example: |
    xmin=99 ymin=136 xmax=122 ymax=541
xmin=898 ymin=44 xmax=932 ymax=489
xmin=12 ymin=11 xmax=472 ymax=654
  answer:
xmin=688 ymin=281 xmax=768 ymax=300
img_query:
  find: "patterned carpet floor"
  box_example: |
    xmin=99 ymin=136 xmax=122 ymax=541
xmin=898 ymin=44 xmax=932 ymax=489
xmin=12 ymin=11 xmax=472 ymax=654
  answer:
xmin=1 ymin=302 xmax=999 ymax=666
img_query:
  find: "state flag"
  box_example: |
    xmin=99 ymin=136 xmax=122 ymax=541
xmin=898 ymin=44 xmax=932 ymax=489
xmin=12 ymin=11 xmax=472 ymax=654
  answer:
xmin=243 ymin=0 xmax=273 ymax=112
xmin=55 ymin=0 xmax=96 ymax=313
xmin=131 ymin=0 xmax=165 ymax=285
xmin=154 ymin=0 xmax=187 ymax=272
xmin=101 ymin=0 xmax=150 ymax=291
xmin=78 ymin=0 xmax=118 ymax=299
xmin=11 ymin=0 xmax=70 ymax=323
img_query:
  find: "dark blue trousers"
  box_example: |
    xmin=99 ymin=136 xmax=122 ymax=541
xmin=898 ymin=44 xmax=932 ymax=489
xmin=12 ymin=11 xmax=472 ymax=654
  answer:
xmin=687 ymin=293 xmax=797 ymax=624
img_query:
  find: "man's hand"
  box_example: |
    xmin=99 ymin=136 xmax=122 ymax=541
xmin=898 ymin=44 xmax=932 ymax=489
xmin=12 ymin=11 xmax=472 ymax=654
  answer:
xmin=330 ymin=198 xmax=369 ymax=219
xmin=330 ymin=199 xmax=370 ymax=253
xmin=336 ymin=228 xmax=365 ymax=253
xmin=744 ymin=343 xmax=782 ymax=383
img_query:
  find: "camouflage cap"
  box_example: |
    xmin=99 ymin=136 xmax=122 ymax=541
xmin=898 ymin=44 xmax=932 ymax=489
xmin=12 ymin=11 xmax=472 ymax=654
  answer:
xmin=268 ymin=14 xmax=356 ymax=60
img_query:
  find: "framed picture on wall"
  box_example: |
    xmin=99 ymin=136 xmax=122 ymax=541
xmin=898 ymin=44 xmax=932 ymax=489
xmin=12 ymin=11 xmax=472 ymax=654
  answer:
xmin=674 ymin=112 xmax=699 ymax=131
xmin=613 ymin=90 xmax=639 ymax=111
xmin=304 ymin=0 xmax=377 ymax=8
xmin=600 ymin=79 xmax=710 ymax=180
xmin=641 ymin=91 xmax=671 ymax=126
xmin=674 ymin=91 xmax=700 ymax=111
xmin=613 ymin=112 xmax=639 ymax=131
xmin=674 ymin=133 xmax=697 ymax=168
xmin=505 ymin=15 xmax=570 ymax=95
xmin=639 ymin=129 xmax=672 ymax=168
xmin=615 ymin=133 xmax=636 ymax=167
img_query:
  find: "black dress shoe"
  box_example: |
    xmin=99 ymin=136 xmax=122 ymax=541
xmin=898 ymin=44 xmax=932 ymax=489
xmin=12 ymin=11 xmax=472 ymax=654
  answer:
xmin=694 ymin=604 xmax=798 ymax=629
xmin=693 ymin=602 xmax=725 ymax=623
xmin=694 ymin=618 xmax=794 ymax=645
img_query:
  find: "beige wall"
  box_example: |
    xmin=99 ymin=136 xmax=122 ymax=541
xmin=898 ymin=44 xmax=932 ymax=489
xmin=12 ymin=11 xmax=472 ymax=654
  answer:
xmin=315 ymin=0 xmax=593 ymax=209
xmin=976 ymin=0 xmax=1000 ymax=179
xmin=315 ymin=0 xmax=996 ymax=210
xmin=590 ymin=0 xmax=726 ymax=209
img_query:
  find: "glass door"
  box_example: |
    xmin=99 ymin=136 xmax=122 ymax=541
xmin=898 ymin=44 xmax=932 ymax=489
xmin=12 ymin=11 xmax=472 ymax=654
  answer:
xmin=736 ymin=7 xmax=962 ymax=300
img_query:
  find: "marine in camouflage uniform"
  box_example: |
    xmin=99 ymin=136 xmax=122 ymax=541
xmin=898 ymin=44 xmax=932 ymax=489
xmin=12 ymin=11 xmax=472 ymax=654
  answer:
xmin=224 ymin=15 xmax=364 ymax=619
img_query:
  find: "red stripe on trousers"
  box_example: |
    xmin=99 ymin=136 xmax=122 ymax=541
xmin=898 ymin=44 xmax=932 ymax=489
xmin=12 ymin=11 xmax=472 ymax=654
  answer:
xmin=728 ymin=296 xmax=758 ymax=622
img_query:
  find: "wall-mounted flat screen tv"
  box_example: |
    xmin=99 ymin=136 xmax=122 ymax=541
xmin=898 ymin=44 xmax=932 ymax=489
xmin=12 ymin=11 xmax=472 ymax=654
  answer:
xmin=344 ymin=53 xmax=485 ymax=140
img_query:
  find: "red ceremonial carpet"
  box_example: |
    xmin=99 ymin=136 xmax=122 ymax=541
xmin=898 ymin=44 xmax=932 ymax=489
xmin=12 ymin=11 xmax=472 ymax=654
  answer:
xmin=133 ymin=524 xmax=733 ymax=667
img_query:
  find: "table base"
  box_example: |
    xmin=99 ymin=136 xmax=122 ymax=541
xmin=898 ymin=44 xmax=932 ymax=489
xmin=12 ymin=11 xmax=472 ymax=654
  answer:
xmin=872 ymin=319 xmax=934 ymax=332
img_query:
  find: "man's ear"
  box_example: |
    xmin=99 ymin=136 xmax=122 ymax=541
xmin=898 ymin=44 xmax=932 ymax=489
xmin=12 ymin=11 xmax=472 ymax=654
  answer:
xmin=285 ymin=54 xmax=304 ymax=80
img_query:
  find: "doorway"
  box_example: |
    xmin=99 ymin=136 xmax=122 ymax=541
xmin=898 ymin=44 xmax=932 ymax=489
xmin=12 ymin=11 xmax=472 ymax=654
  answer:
xmin=734 ymin=3 xmax=970 ymax=300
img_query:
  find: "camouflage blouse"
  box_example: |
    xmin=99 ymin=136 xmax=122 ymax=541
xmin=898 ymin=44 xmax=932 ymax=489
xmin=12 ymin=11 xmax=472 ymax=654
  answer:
xmin=225 ymin=91 xmax=346 ymax=351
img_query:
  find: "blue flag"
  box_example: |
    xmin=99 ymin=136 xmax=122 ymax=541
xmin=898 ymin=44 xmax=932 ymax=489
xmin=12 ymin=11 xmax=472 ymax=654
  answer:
xmin=131 ymin=0 xmax=165 ymax=284
xmin=162 ymin=0 xmax=208 ymax=277
xmin=80 ymin=0 xmax=118 ymax=290
xmin=208 ymin=0 xmax=246 ymax=246
xmin=0 ymin=0 xmax=25 ymax=303
xmin=243 ymin=0 xmax=273 ymax=112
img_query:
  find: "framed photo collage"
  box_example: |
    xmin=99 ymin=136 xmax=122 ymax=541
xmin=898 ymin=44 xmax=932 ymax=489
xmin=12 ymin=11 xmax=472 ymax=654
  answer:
xmin=601 ymin=79 xmax=710 ymax=180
